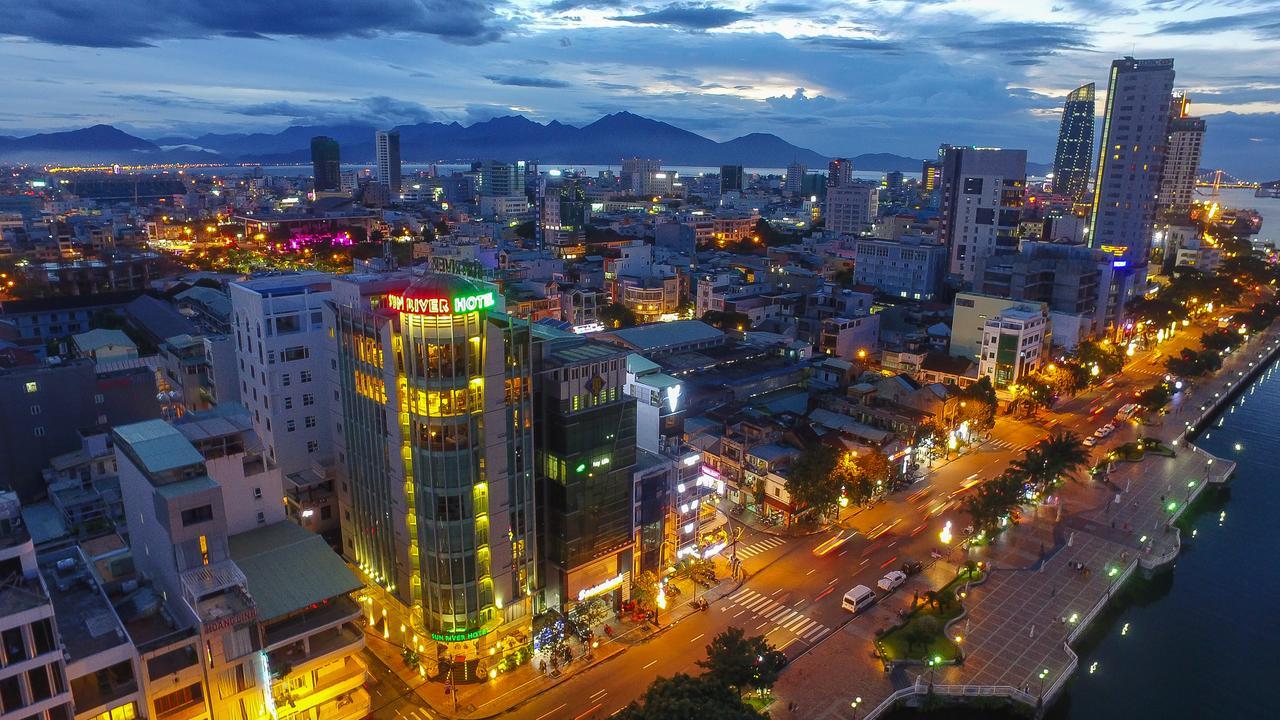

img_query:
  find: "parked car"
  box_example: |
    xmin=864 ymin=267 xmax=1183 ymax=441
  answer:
xmin=1083 ymin=436 xmax=1098 ymax=447
xmin=877 ymin=570 xmax=907 ymax=592
xmin=901 ymin=560 xmax=924 ymax=576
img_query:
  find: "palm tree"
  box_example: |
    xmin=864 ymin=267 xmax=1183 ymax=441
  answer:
xmin=1036 ymin=431 xmax=1090 ymax=491
xmin=1010 ymin=447 xmax=1050 ymax=495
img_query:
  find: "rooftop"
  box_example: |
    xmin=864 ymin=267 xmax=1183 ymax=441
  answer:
xmin=597 ymin=320 xmax=723 ymax=353
xmin=71 ymin=328 xmax=135 ymax=353
xmin=113 ymin=419 xmax=204 ymax=476
xmin=39 ymin=546 xmax=129 ymax=662
xmin=228 ymin=522 xmax=361 ymax=622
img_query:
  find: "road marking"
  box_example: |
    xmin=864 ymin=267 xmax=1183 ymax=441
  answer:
xmin=574 ymin=704 xmax=604 ymax=720
xmin=689 ymin=633 xmax=705 ymax=643
xmin=966 ymin=472 xmax=980 ymax=480
xmin=642 ymin=660 xmax=658 ymax=669
xmin=732 ymin=609 xmax=745 ymax=618
xmin=785 ymin=616 xmax=810 ymax=632
xmin=772 ymin=588 xmax=785 ymax=596
xmin=793 ymin=600 xmax=805 ymax=607
xmin=756 ymin=621 xmax=768 ymax=630
xmin=534 ymin=704 xmax=568 ymax=720
xmin=729 ymin=587 xmax=752 ymax=601
xmin=837 ymin=549 xmax=847 ymax=557
xmin=805 ymin=627 xmax=832 ymax=641
xmin=792 ymin=618 xmax=816 ymax=634
xmin=590 ymin=689 xmax=608 ymax=701
xmin=805 ymin=568 xmax=816 ymax=576
xmin=828 ymin=577 xmax=838 ymax=585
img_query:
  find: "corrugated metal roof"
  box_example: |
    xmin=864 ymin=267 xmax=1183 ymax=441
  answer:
xmin=229 ymin=522 xmax=362 ymax=621
xmin=114 ymin=419 xmax=205 ymax=474
xmin=604 ymin=320 xmax=722 ymax=351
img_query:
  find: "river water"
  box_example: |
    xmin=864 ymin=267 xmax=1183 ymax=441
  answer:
xmin=888 ymin=354 xmax=1280 ymax=719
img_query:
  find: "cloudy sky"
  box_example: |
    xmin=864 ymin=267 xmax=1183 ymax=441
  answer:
xmin=1 ymin=0 xmax=1277 ymax=176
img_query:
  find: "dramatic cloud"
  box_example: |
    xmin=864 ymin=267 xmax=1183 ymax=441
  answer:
xmin=610 ymin=3 xmax=752 ymax=30
xmin=1 ymin=0 xmax=506 ymax=47
xmin=234 ymin=96 xmax=435 ymax=125
xmin=0 ymin=0 xmax=1277 ymax=177
xmin=484 ymin=75 xmax=572 ymax=88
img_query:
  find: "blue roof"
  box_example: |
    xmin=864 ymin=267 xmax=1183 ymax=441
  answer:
xmin=114 ymin=420 xmax=204 ymax=475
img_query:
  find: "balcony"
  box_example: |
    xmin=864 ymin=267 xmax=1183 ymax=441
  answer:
xmin=273 ymin=656 xmax=366 ymax=715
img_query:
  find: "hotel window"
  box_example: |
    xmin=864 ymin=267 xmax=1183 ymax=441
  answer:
xmin=307 ymin=440 xmax=319 ymax=453
xmin=25 ymin=381 xmax=37 ymax=393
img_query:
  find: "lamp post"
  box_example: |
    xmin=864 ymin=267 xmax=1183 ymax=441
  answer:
xmin=850 ymin=696 xmax=863 ymax=719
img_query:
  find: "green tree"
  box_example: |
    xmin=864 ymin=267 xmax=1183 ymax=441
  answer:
xmin=600 ymin=302 xmax=638 ymax=329
xmin=904 ymin=616 xmax=942 ymax=653
xmin=617 ymin=673 xmax=764 ymax=720
xmin=958 ymin=377 xmax=997 ymax=435
xmin=1137 ymin=382 xmax=1173 ymax=412
xmin=1200 ymin=329 xmax=1242 ymax=353
xmin=1075 ymin=340 xmax=1125 ymax=378
xmin=784 ymin=444 xmax=842 ymax=521
xmin=632 ymin=571 xmax=659 ymax=613
xmin=1012 ymin=432 xmax=1089 ymax=496
xmin=698 ymin=627 xmax=787 ymax=695
xmin=701 ymin=309 xmax=752 ymax=332
xmin=963 ymin=470 xmax=1025 ymax=536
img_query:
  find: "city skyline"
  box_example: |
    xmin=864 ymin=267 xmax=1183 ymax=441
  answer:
xmin=1 ymin=1 xmax=1277 ymax=176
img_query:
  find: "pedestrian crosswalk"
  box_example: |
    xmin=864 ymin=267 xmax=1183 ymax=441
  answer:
xmin=724 ymin=535 xmax=786 ymax=560
xmin=724 ymin=587 xmax=832 ymax=643
xmin=985 ymin=438 xmax=1037 ymax=452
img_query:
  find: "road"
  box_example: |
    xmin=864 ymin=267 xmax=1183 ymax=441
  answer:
xmin=381 ymin=307 xmax=1236 ymax=720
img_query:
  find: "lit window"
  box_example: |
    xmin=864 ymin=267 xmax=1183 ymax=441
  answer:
xmin=25 ymin=381 xmax=37 ymax=393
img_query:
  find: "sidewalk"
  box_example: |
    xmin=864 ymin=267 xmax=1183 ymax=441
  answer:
xmin=767 ymin=325 xmax=1280 ymax=719
xmin=360 ymin=565 xmax=745 ymax=719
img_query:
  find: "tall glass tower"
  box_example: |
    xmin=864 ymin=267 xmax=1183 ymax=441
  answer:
xmin=330 ymin=272 xmax=536 ymax=682
xmin=1052 ymin=83 xmax=1095 ymax=202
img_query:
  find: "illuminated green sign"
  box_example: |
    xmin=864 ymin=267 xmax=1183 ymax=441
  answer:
xmin=430 ymin=627 xmax=493 ymax=643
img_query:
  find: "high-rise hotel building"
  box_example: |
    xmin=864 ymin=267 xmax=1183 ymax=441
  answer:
xmin=1089 ymin=57 xmax=1175 ymax=290
xmin=327 ymin=272 xmax=537 ymax=681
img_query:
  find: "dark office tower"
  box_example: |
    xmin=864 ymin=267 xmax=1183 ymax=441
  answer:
xmin=719 ymin=165 xmax=744 ymax=194
xmin=827 ymin=158 xmax=853 ymax=187
xmin=1090 ymin=57 xmax=1175 ymax=286
xmin=311 ymin=136 xmax=341 ymax=192
xmin=1052 ymin=83 xmax=1095 ymax=202
xmin=375 ymin=129 xmax=402 ymax=193
xmin=533 ymin=335 xmax=636 ymax=613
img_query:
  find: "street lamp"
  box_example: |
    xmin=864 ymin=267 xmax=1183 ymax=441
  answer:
xmin=850 ymin=696 xmax=863 ymax=719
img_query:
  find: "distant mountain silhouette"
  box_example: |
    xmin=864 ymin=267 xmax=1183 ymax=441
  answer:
xmin=0 ymin=113 xmax=946 ymax=171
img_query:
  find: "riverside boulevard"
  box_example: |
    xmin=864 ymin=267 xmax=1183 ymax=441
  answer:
xmin=358 ymin=298 xmax=1250 ymax=720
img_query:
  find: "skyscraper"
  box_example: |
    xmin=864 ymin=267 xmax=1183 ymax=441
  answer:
xmin=939 ymin=146 xmax=1027 ymax=285
xmin=719 ymin=165 xmax=744 ymax=194
xmin=329 ymin=272 xmax=537 ymax=681
xmin=1052 ymin=83 xmax=1095 ymax=202
xmin=310 ymin=135 xmax=341 ymax=192
xmin=375 ymin=129 xmax=402 ymax=193
xmin=784 ymin=161 xmax=806 ymax=194
xmin=827 ymin=158 xmax=854 ymax=187
xmin=1089 ymin=57 xmax=1176 ymax=277
xmin=1159 ymin=93 xmax=1206 ymax=214
xmin=920 ymin=159 xmax=942 ymax=193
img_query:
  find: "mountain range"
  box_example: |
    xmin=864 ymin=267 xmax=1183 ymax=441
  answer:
xmin=0 ymin=112 xmax=1063 ymax=175
xmin=0 ymin=112 xmax=945 ymax=171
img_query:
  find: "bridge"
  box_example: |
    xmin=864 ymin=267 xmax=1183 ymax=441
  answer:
xmin=1195 ymin=169 xmax=1258 ymax=191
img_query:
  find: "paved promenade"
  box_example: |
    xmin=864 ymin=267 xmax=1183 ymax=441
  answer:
xmin=770 ymin=326 xmax=1280 ymax=719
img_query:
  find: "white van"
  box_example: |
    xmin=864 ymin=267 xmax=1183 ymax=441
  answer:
xmin=841 ymin=585 xmax=877 ymax=614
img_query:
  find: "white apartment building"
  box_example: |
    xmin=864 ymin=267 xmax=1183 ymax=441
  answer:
xmin=977 ymin=305 xmax=1050 ymax=390
xmin=939 ymin=147 xmax=1027 ymax=285
xmin=229 ymin=273 xmax=335 ymax=476
xmin=824 ymin=182 xmax=879 ymax=236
